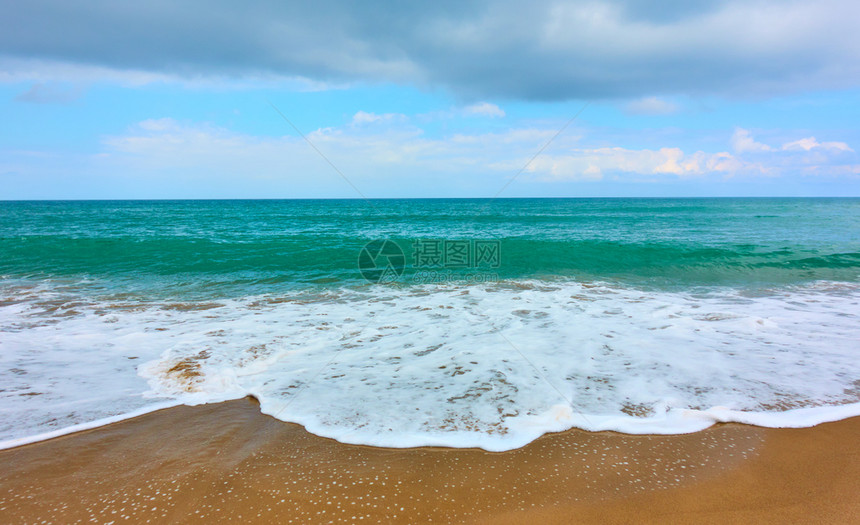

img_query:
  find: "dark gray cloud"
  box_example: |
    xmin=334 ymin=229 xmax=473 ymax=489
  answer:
xmin=2 ymin=0 xmax=859 ymax=100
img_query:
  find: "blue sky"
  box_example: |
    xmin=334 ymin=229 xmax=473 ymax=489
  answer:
xmin=2 ymin=0 xmax=859 ymax=198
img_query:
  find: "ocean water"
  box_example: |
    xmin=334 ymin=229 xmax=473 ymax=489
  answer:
xmin=1 ymin=198 xmax=859 ymax=451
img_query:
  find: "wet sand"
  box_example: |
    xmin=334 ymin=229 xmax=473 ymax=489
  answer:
xmin=0 ymin=397 xmax=858 ymax=524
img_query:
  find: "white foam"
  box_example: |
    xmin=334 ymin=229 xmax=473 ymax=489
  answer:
xmin=2 ymin=280 xmax=860 ymax=451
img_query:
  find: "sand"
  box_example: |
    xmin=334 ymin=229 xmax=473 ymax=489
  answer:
xmin=0 ymin=397 xmax=858 ymax=524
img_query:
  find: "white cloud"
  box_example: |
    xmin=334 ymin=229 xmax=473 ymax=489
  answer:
xmin=352 ymin=111 xmax=382 ymax=124
xmin=464 ymin=102 xmax=505 ymax=118
xmin=625 ymin=97 xmax=679 ymax=115
xmin=722 ymin=128 xmax=858 ymax=177
xmin=0 ymin=58 xmax=347 ymax=92
xmin=731 ymin=128 xmax=854 ymax=156
xmin=351 ymin=111 xmax=407 ymax=125
xmin=726 ymin=128 xmax=856 ymax=177
xmin=526 ymin=147 xmax=741 ymax=181
xmin=731 ymin=128 xmax=772 ymax=153
xmin=782 ymin=137 xmax=853 ymax=152
xmin=91 ymin=117 xmax=858 ymax=198
xmin=0 ymin=58 xmax=171 ymax=86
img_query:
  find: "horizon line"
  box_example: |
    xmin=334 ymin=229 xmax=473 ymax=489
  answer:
xmin=2 ymin=195 xmax=860 ymax=202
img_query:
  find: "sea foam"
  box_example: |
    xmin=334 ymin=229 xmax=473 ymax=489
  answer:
xmin=2 ymin=279 xmax=859 ymax=451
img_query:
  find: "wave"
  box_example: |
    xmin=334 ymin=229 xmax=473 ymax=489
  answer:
xmin=2 ymin=236 xmax=858 ymax=293
xmin=2 ymin=278 xmax=859 ymax=451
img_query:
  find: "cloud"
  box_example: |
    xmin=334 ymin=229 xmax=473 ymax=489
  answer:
xmin=101 ymin=118 xmax=442 ymax=182
xmin=731 ymin=128 xmax=772 ymax=153
xmin=625 ymin=97 xmax=679 ymax=115
xmin=99 ymin=115 xmax=858 ymax=193
xmin=2 ymin=1 xmax=860 ymax=99
xmin=351 ymin=111 xmax=407 ymax=125
xmin=732 ymin=128 xmax=854 ymax=157
xmin=524 ymin=147 xmax=742 ymax=181
xmin=724 ymin=128 xmax=857 ymax=176
xmin=105 ymin=116 xmax=860 ymax=191
xmin=6 ymin=115 xmax=855 ymax=199
xmin=0 ymin=57 xmax=346 ymax=91
xmin=464 ymin=102 xmax=505 ymax=118
xmin=782 ymin=137 xmax=853 ymax=152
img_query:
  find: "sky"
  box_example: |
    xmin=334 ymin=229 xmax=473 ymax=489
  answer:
xmin=1 ymin=0 xmax=859 ymax=199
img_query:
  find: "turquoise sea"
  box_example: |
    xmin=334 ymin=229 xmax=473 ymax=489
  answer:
xmin=1 ymin=198 xmax=859 ymax=450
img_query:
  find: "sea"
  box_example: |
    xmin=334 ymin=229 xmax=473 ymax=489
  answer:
xmin=1 ymin=198 xmax=859 ymax=451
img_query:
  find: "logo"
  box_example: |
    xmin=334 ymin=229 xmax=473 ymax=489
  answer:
xmin=358 ymin=240 xmax=405 ymax=283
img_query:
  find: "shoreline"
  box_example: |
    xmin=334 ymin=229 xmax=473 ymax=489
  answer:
xmin=0 ymin=400 xmax=185 ymax=452
xmin=7 ymin=395 xmax=860 ymax=454
xmin=1 ymin=397 xmax=858 ymax=523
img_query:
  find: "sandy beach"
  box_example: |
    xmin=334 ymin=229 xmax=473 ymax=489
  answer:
xmin=5 ymin=0 xmax=860 ymax=521
xmin=0 ymin=397 xmax=857 ymax=524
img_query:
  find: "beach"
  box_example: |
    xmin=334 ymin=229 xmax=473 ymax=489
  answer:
xmin=2 ymin=199 xmax=859 ymax=523
xmin=5 ymin=0 xmax=860 ymax=519
xmin=1 ymin=396 xmax=857 ymax=524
